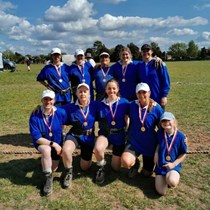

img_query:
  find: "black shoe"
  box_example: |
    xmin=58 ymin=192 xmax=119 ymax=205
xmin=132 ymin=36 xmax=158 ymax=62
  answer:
xmin=43 ymin=173 xmax=53 ymax=196
xmin=62 ymin=168 xmax=73 ymax=189
xmin=128 ymin=158 xmax=140 ymax=178
xmin=95 ymin=166 xmax=105 ymax=184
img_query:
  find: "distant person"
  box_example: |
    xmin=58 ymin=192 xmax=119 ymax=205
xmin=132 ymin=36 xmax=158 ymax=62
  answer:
xmin=37 ymin=48 xmax=71 ymax=105
xmin=26 ymin=57 xmax=31 ymax=72
xmin=112 ymin=47 xmax=139 ymax=101
xmin=85 ymin=52 xmax=96 ymax=67
xmin=92 ymin=52 xmax=114 ymax=101
xmin=137 ymin=44 xmax=170 ymax=108
xmin=154 ymin=112 xmax=188 ymax=195
xmin=29 ymin=90 xmax=67 ymax=196
xmin=68 ymin=49 xmax=94 ymax=101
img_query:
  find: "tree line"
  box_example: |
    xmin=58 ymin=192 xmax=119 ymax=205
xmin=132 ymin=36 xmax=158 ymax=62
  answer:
xmin=2 ymin=40 xmax=210 ymax=64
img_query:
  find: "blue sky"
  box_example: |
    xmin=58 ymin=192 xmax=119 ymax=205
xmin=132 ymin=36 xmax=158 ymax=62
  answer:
xmin=0 ymin=0 xmax=209 ymax=55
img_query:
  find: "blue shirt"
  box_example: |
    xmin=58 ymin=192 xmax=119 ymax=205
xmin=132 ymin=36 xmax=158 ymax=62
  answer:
xmin=68 ymin=62 xmax=94 ymax=101
xmin=155 ymin=129 xmax=188 ymax=175
xmin=62 ymin=100 xmax=98 ymax=147
xmin=92 ymin=65 xmax=114 ymax=100
xmin=37 ymin=62 xmax=71 ymax=103
xmin=98 ymin=97 xmax=129 ymax=145
xmin=29 ymin=106 xmax=67 ymax=147
xmin=137 ymin=59 xmax=170 ymax=104
xmin=128 ymin=100 xmax=164 ymax=156
xmin=112 ymin=60 xmax=139 ymax=101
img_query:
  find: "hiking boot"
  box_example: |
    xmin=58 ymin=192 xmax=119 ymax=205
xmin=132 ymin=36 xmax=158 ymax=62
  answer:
xmin=43 ymin=173 xmax=53 ymax=196
xmin=128 ymin=158 xmax=140 ymax=178
xmin=62 ymin=168 xmax=73 ymax=189
xmin=95 ymin=166 xmax=105 ymax=184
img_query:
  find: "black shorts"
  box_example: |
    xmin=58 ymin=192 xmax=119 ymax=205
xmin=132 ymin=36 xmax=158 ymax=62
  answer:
xmin=124 ymin=144 xmax=154 ymax=172
xmin=36 ymin=145 xmax=61 ymax=161
xmin=65 ymin=135 xmax=93 ymax=161
xmin=112 ymin=144 xmax=125 ymax=157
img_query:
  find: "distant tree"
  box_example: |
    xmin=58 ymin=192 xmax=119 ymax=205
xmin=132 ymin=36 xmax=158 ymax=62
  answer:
xmin=187 ymin=40 xmax=198 ymax=58
xmin=168 ymin=42 xmax=187 ymax=60
xmin=127 ymin=43 xmax=140 ymax=60
xmin=111 ymin=44 xmax=125 ymax=62
xmin=150 ymin=42 xmax=162 ymax=57
xmin=3 ymin=50 xmax=16 ymax=61
xmin=199 ymin=47 xmax=207 ymax=60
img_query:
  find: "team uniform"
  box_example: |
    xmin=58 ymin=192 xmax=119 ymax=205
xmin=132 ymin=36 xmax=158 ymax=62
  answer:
xmin=37 ymin=62 xmax=71 ymax=104
xmin=62 ymin=100 xmax=98 ymax=161
xmin=68 ymin=62 xmax=94 ymax=101
xmin=155 ymin=129 xmax=188 ymax=175
xmin=92 ymin=65 xmax=114 ymax=101
xmin=29 ymin=106 xmax=67 ymax=159
xmin=112 ymin=61 xmax=139 ymax=101
xmin=98 ymin=97 xmax=129 ymax=156
xmin=127 ymin=99 xmax=164 ymax=171
xmin=137 ymin=59 xmax=170 ymax=104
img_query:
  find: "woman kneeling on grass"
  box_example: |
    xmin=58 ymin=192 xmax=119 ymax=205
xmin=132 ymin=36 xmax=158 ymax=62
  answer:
xmin=29 ymin=90 xmax=67 ymax=196
xmin=154 ymin=112 xmax=188 ymax=196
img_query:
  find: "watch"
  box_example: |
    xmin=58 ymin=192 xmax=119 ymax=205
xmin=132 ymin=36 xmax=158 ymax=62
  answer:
xmin=50 ymin=141 xmax=54 ymax=146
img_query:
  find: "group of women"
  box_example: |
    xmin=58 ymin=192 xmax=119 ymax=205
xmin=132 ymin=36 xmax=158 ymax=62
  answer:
xmin=29 ymin=44 xmax=187 ymax=196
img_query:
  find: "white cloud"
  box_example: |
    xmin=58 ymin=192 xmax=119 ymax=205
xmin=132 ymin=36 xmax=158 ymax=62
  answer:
xmin=201 ymin=32 xmax=210 ymax=41
xmin=194 ymin=4 xmax=210 ymax=10
xmin=104 ymin=30 xmax=139 ymax=39
xmin=167 ymin=28 xmax=198 ymax=36
xmin=0 ymin=0 xmax=16 ymax=12
xmin=97 ymin=0 xmax=127 ymax=4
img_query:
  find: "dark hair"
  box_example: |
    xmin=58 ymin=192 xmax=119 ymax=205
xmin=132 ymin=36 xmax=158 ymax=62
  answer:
xmin=103 ymin=78 xmax=121 ymax=98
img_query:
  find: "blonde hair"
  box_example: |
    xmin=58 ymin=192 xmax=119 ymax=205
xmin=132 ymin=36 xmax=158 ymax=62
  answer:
xmin=119 ymin=47 xmax=132 ymax=61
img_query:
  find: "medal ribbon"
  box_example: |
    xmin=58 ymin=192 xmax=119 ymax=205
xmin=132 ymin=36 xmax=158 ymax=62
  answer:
xmin=42 ymin=109 xmax=54 ymax=134
xmin=164 ymin=129 xmax=178 ymax=155
xmin=108 ymin=99 xmax=119 ymax=121
xmin=100 ymin=66 xmax=110 ymax=79
xmin=78 ymin=65 xmax=85 ymax=81
xmin=79 ymin=105 xmax=89 ymax=122
xmin=139 ymin=106 xmax=148 ymax=127
xmin=54 ymin=65 xmax=62 ymax=79
xmin=122 ymin=65 xmax=128 ymax=80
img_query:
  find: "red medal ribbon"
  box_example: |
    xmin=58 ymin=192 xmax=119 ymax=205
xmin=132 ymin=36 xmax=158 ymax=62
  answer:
xmin=42 ymin=109 xmax=55 ymax=135
xmin=139 ymin=105 xmax=148 ymax=128
xmin=108 ymin=99 xmax=119 ymax=122
xmin=79 ymin=105 xmax=89 ymax=122
xmin=78 ymin=65 xmax=85 ymax=81
xmin=164 ymin=129 xmax=178 ymax=155
xmin=122 ymin=65 xmax=128 ymax=80
xmin=100 ymin=66 xmax=110 ymax=80
xmin=54 ymin=65 xmax=62 ymax=79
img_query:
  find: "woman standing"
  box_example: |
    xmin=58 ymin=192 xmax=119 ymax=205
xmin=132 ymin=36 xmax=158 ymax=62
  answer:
xmin=29 ymin=90 xmax=67 ymax=196
xmin=121 ymin=83 xmax=164 ymax=178
xmin=37 ymin=48 xmax=71 ymax=105
xmin=94 ymin=79 xmax=129 ymax=184
xmin=61 ymin=83 xmax=98 ymax=188
xmin=112 ymin=47 xmax=139 ymax=101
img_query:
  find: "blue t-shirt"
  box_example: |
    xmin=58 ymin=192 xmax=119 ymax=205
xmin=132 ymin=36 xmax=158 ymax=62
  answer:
xmin=37 ymin=62 xmax=71 ymax=103
xmin=62 ymin=100 xmax=98 ymax=147
xmin=98 ymin=97 xmax=129 ymax=145
xmin=128 ymin=100 xmax=164 ymax=156
xmin=112 ymin=60 xmax=139 ymax=100
xmin=155 ymin=129 xmax=188 ymax=175
xmin=137 ymin=59 xmax=170 ymax=104
xmin=29 ymin=106 xmax=67 ymax=147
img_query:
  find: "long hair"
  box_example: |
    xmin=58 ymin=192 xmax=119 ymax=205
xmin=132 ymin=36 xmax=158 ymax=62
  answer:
xmin=103 ymin=78 xmax=121 ymax=99
xmin=119 ymin=47 xmax=133 ymax=61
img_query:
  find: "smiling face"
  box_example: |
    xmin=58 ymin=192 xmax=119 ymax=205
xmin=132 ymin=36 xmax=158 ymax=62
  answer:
xmin=51 ymin=53 xmax=62 ymax=65
xmin=120 ymin=48 xmax=132 ymax=64
xmin=100 ymin=55 xmax=110 ymax=67
xmin=160 ymin=119 xmax=176 ymax=133
xmin=141 ymin=49 xmax=153 ymax=62
xmin=76 ymin=54 xmax=84 ymax=65
xmin=41 ymin=97 xmax=55 ymax=109
xmin=77 ymin=86 xmax=90 ymax=103
xmin=105 ymin=80 xmax=119 ymax=100
xmin=136 ymin=90 xmax=150 ymax=107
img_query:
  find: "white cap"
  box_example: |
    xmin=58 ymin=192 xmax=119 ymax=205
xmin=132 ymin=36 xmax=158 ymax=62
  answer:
xmin=77 ymin=83 xmax=90 ymax=90
xmin=51 ymin=47 xmax=61 ymax=55
xmin=100 ymin=52 xmax=110 ymax=57
xmin=160 ymin=112 xmax=175 ymax=121
xmin=41 ymin=90 xmax=55 ymax=99
xmin=75 ymin=49 xmax=84 ymax=56
xmin=136 ymin=82 xmax=150 ymax=93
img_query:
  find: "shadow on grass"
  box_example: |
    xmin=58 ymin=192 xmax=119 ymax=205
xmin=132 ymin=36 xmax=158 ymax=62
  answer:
xmin=0 ymin=133 xmax=32 ymax=148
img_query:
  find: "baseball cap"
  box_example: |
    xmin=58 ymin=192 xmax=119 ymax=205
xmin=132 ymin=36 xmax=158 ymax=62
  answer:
xmin=41 ymin=90 xmax=55 ymax=99
xmin=75 ymin=49 xmax=84 ymax=56
xmin=51 ymin=47 xmax=61 ymax=55
xmin=141 ymin=44 xmax=152 ymax=51
xmin=77 ymin=83 xmax=90 ymax=90
xmin=160 ymin=112 xmax=175 ymax=121
xmin=100 ymin=52 xmax=110 ymax=57
xmin=85 ymin=53 xmax=92 ymax=58
xmin=136 ymin=83 xmax=150 ymax=93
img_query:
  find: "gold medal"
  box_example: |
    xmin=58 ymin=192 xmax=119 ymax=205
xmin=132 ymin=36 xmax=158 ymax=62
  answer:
xmin=111 ymin=120 xmax=116 ymax=126
xmin=83 ymin=122 xmax=88 ymax=127
xmin=49 ymin=132 xmax=53 ymax=137
xmin=166 ymin=155 xmax=171 ymax=161
xmin=141 ymin=126 xmax=146 ymax=132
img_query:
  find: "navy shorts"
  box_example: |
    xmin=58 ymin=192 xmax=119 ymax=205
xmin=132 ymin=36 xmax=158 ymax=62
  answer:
xmin=65 ymin=134 xmax=94 ymax=161
xmin=124 ymin=144 xmax=154 ymax=172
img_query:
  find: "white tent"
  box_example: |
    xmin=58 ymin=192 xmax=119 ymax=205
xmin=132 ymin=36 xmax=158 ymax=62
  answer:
xmin=62 ymin=54 xmax=75 ymax=65
xmin=0 ymin=52 xmax=3 ymax=70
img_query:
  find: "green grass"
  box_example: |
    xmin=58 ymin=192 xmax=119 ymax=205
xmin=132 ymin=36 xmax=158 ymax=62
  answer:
xmin=0 ymin=62 xmax=210 ymax=209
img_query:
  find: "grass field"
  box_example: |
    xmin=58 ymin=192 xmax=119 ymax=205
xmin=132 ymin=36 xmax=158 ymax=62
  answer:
xmin=0 ymin=61 xmax=210 ymax=210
